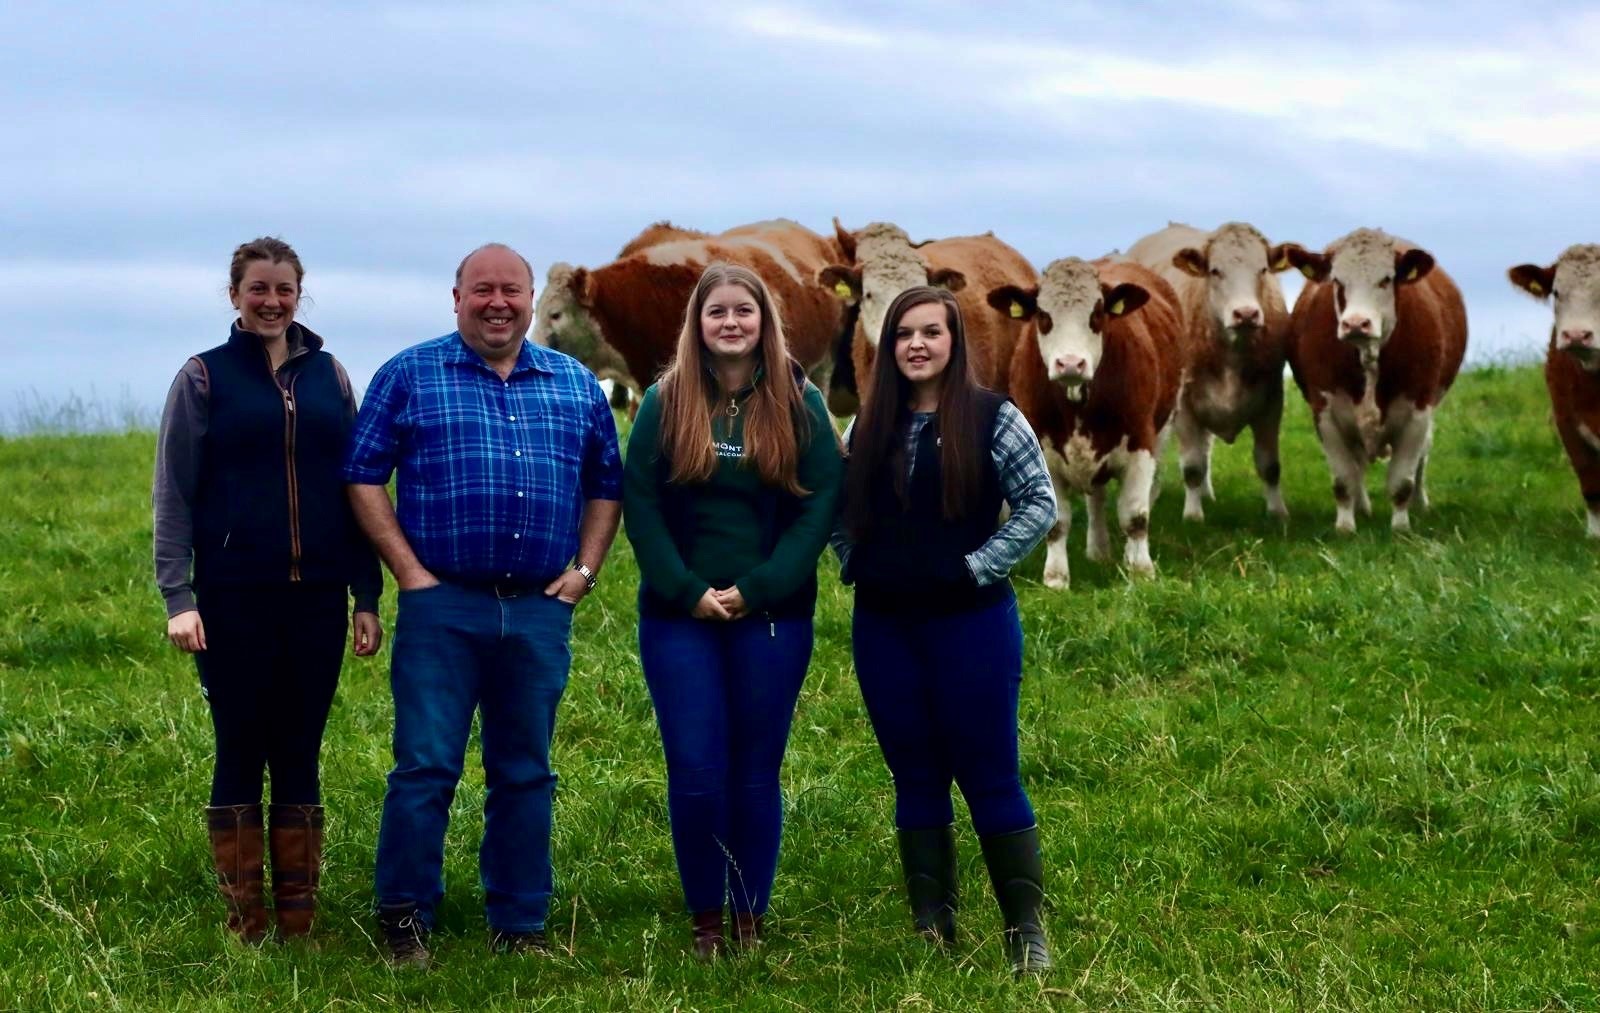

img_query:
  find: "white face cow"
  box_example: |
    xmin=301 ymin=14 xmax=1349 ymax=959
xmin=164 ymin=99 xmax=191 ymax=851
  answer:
xmin=986 ymin=257 xmax=1149 ymax=402
xmin=818 ymin=222 xmax=966 ymax=349
xmin=532 ymin=262 xmax=606 ymax=363
xmin=1172 ymin=221 xmax=1293 ymax=341
xmin=1288 ymin=228 xmax=1434 ymax=359
xmin=1509 ymin=244 xmax=1600 ymax=370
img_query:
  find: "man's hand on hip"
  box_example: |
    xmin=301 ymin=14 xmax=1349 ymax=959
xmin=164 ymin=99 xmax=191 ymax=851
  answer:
xmin=544 ymin=570 xmax=590 ymax=605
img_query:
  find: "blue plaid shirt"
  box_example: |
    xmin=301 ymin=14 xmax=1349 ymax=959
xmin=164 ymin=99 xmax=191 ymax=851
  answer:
xmin=344 ymin=332 xmax=622 ymax=584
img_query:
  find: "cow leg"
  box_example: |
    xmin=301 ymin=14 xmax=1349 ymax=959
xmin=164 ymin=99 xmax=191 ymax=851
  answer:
xmin=1315 ymin=410 xmax=1366 ymax=534
xmin=1085 ymin=485 xmax=1112 ymax=563
xmin=1251 ymin=396 xmax=1288 ymax=521
xmin=1041 ymin=466 xmax=1073 ymax=590
xmin=1575 ymin=453 xmax=1600 ymax=540
xmin=1118 ymin=450 xmax=1157 ymax=576
xmin=1413 ymin=426 xmax=1433 ymax=512
xmin=1387 ymin=407 xmax=1433 ymax=532
xmin=1176 ymin=406 xmax=1212 ymax=523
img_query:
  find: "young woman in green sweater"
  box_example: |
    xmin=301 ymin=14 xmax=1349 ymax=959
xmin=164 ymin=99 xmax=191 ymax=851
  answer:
xmin=622 ymin=262 xmax=843 ymax=958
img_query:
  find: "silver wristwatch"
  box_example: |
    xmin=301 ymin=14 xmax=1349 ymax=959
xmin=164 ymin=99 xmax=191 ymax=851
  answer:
xmin=572 ymin=562 xmax=598 ymax=591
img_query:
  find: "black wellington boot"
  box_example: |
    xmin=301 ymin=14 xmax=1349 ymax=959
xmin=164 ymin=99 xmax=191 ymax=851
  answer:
xmin=979 ymin=826 xmax=1052 ymax=976
xmin=897 ymin=825 xmax=958 ymax=946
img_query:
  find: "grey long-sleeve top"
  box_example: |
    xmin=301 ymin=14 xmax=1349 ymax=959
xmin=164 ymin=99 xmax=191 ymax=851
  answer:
xmin=152 ymin=337 xmax=378 ymax=617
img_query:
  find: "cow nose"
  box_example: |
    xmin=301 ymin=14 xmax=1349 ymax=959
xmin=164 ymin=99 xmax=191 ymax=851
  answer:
xmin=1560 ymin=328 xmax=1596 ymax=348
xmin=1053 ymin=355 xmax=1086 ymax=378
xmin=1232 ymin=306 xmax=1261 ymax=326
xmin=1341 ymin=315 xmax=1374 ymax=338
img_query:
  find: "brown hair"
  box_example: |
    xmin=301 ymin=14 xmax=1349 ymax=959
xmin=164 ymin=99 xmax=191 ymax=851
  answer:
xmin=229 ymin=237 xmax=305 ymax=293
xmin=844 ymin=286 xmax=985 ymax=537
xmin=657 ymin=263 xmax=812 ymax=495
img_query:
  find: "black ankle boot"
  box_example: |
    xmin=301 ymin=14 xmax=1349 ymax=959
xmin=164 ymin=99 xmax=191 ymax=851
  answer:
xmin=979 ymin=826 xmax=1052 ymax=976
xmin=897 ymin=825 xmax=958 ymax=945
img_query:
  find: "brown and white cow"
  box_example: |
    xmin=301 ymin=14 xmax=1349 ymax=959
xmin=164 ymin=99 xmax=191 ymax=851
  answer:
xmin=1509 ymin=244 xmax=1600 ymax=537
xmin=1127 ymin=222 xmax=1296 ymax=522
xmin=1285 ymin=229 xmax=1468 ymax=533
xmin=819 ymin=220 xmax=1037 ymax=412
xmin=614 ymin=220 xmax=709 ymax=258
xmin=987 ymin=258 xmax=1186 ymax=588
xmin=533 ymin=219 xmax=851 ymax=407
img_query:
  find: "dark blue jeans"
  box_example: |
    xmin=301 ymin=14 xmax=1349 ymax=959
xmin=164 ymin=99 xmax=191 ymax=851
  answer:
xmin=851 ymin=595 xmax=1035 ymax=837
xmin=638 ymin=613 xmax=812 ymax=916
xmin=374 ymin=582 xmax=573 ymax=933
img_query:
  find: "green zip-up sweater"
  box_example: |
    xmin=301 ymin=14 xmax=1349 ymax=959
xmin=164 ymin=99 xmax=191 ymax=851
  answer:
xmin=623 ymin=369 xmax=842 ymax=619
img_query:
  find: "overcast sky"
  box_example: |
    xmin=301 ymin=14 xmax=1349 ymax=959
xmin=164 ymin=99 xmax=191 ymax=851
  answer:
xmin=4 ymin=0 xmax=1595 ymax=428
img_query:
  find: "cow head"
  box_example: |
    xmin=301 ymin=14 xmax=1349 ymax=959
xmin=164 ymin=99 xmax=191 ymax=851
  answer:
xmin=990 ymin=258 xmax=1148 ymax=401
xmin=818 ymin=222 xmax=967 ymax=348
xmin=532 ymin=263 xmax=609 ymax=368
xmin=1172 ymin=222 xmax=1294 ymax=343
xmin=1510 ymin=244 xmax=1600 ymax=367
xmin=1287 ymin=228 xmax=1433 ymax=353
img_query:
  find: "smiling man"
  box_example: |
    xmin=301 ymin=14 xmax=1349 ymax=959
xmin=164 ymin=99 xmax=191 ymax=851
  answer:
xmin=344 ymin=243 xmax=623 ymax=967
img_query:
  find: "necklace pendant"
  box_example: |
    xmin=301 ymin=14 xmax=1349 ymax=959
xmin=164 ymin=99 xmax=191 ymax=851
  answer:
xmin=726 ymin=398 xmax=740 ymax=418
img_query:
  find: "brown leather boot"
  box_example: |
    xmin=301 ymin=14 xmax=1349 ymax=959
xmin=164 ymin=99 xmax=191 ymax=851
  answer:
xmin=731 ymin=911 xmax=764 ymax=951
xmin=690 ymin=909 xmax=725 ymax=960
xmin=206 ymin=804 xmax=268 ymax=942
xmin=269 ymin=803 xmax=324 ymax=938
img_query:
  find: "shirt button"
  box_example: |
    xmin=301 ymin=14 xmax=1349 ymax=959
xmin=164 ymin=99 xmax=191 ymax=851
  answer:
xmin=514 ymin=450 xmax=522 ymax=457
xmin=517 ymin=491 xmax=524 ymax=498
xmin=509 ymin=415 xmax=517 ymax=421
xmin=513 ymin=533 xmax=521 ymax=539
xmin=505 ymin=572 xmax=512 ymax=578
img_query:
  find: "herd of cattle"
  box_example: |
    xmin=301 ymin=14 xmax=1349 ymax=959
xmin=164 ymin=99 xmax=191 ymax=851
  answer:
xmin=531 ymin=219 xmax=1600 ymax=588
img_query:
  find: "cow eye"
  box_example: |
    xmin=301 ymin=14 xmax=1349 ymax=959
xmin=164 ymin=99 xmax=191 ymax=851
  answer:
xmin=1377 ymin=276 xmax=1392 ymax=289
xmin=1209 ymin=268 xmax=1222 ymax=279
xmin=1552 ymin=288 xmax=1561 ymax=299
xmin=1037 ymin=312 xmax=1054 ymax=335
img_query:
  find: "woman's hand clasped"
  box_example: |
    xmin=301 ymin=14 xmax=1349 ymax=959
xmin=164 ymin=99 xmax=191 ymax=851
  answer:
xmin=693 ymin=586 xmax=749 ymax=622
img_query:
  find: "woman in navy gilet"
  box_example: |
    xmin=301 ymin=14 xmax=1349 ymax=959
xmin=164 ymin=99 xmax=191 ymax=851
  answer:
xmin=153 ymin=237 xmax=383 ymax=942
xmin=833 ymin=286 xmax=1057 ymax=976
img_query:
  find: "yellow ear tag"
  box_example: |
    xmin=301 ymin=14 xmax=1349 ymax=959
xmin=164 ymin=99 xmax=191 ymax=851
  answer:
xmin=1405 ymin=267 xmax=1418 ymax=282
xmin=1272 ymin=255 xmax=1288 ymax=270
xmin=1109 ymin=298 xmax=1126 ymax=316
xmin=1009 ymin=301 xmax=1024 ymax=319
xmin=1528 ymin=280 xmax=1544 ymax=295
xmin=1300 ymin=265 xmax=1318 ymax=280
xmin=833 ymin=281 xmax=853 ymax=299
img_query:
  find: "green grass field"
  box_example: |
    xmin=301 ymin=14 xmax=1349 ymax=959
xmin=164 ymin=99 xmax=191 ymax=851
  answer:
xmin=2 ymin=365 xmax=1597 ymax=1011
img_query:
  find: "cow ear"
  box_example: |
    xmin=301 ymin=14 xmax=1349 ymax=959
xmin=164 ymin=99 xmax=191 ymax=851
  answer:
xmin=928 ymin=267 xmax=968 ymax=293
xmin=1508 ymin=263 xmax=1557 ymax=299
xmin=1285 ymin=246 xmax=1331 ymax=282
xmin=1267 ymin=243 xmax=1300 ymax=273
xmin=832 ymin=217 xmax=857 ymax=262
xmin=1172 ymin=248 xmax=1208 ymax=278
xmin=570 ymin=267 xmax=594 ymax=307
xmin=818 ymin=265 xmax=861 ymax=304
xmin=986 ymin=285 xmax=1038 ymax=320
xmin=1102 ymin=282 xmax=1150 ymax=318
xmin=1395 ymin=248 xmax=1434 ymax=285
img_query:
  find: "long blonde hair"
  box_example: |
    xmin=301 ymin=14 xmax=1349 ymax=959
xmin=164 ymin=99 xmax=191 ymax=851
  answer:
xmin=658 ymin=263 xmax=811 ymax=495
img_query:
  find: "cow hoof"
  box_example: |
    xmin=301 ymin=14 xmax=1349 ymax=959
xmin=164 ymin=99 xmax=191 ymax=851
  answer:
xmin=1043 ymin=570 xmax=1070 ymax=590
xmin=1183 ymin=498 xmax=1205 ymax=523
xmin=1086 ymin=545 xmax=1111 ymax=564
xmin=1127 ymin=561 xmax=1156 ymax=579
xmin=1391 ymin=512 xmax=1412 ymax=533
xmin=1335 ymin=517 xmax=1357 ymax=535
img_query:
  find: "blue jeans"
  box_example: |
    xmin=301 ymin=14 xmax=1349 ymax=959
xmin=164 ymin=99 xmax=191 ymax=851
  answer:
xmin=851 ymin=595 xmax=1035 ymax=837
xmin=374 ymin=582 xmax=573 ymax=932
xmin=638 ymin=613 xmax=812 ymax=915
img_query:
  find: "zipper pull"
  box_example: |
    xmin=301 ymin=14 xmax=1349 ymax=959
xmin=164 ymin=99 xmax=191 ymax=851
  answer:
xmin=768 ymin=615 xmax=775 ymax=638
xmin=285 ymin=394 xmax=295 ymax=413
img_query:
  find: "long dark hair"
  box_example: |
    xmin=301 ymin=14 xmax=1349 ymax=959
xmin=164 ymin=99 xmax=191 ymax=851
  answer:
xmin=844 ymin=286 xmax=984 ymax=538
xmin=658 ymin=263 xmax=811 ymax=495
